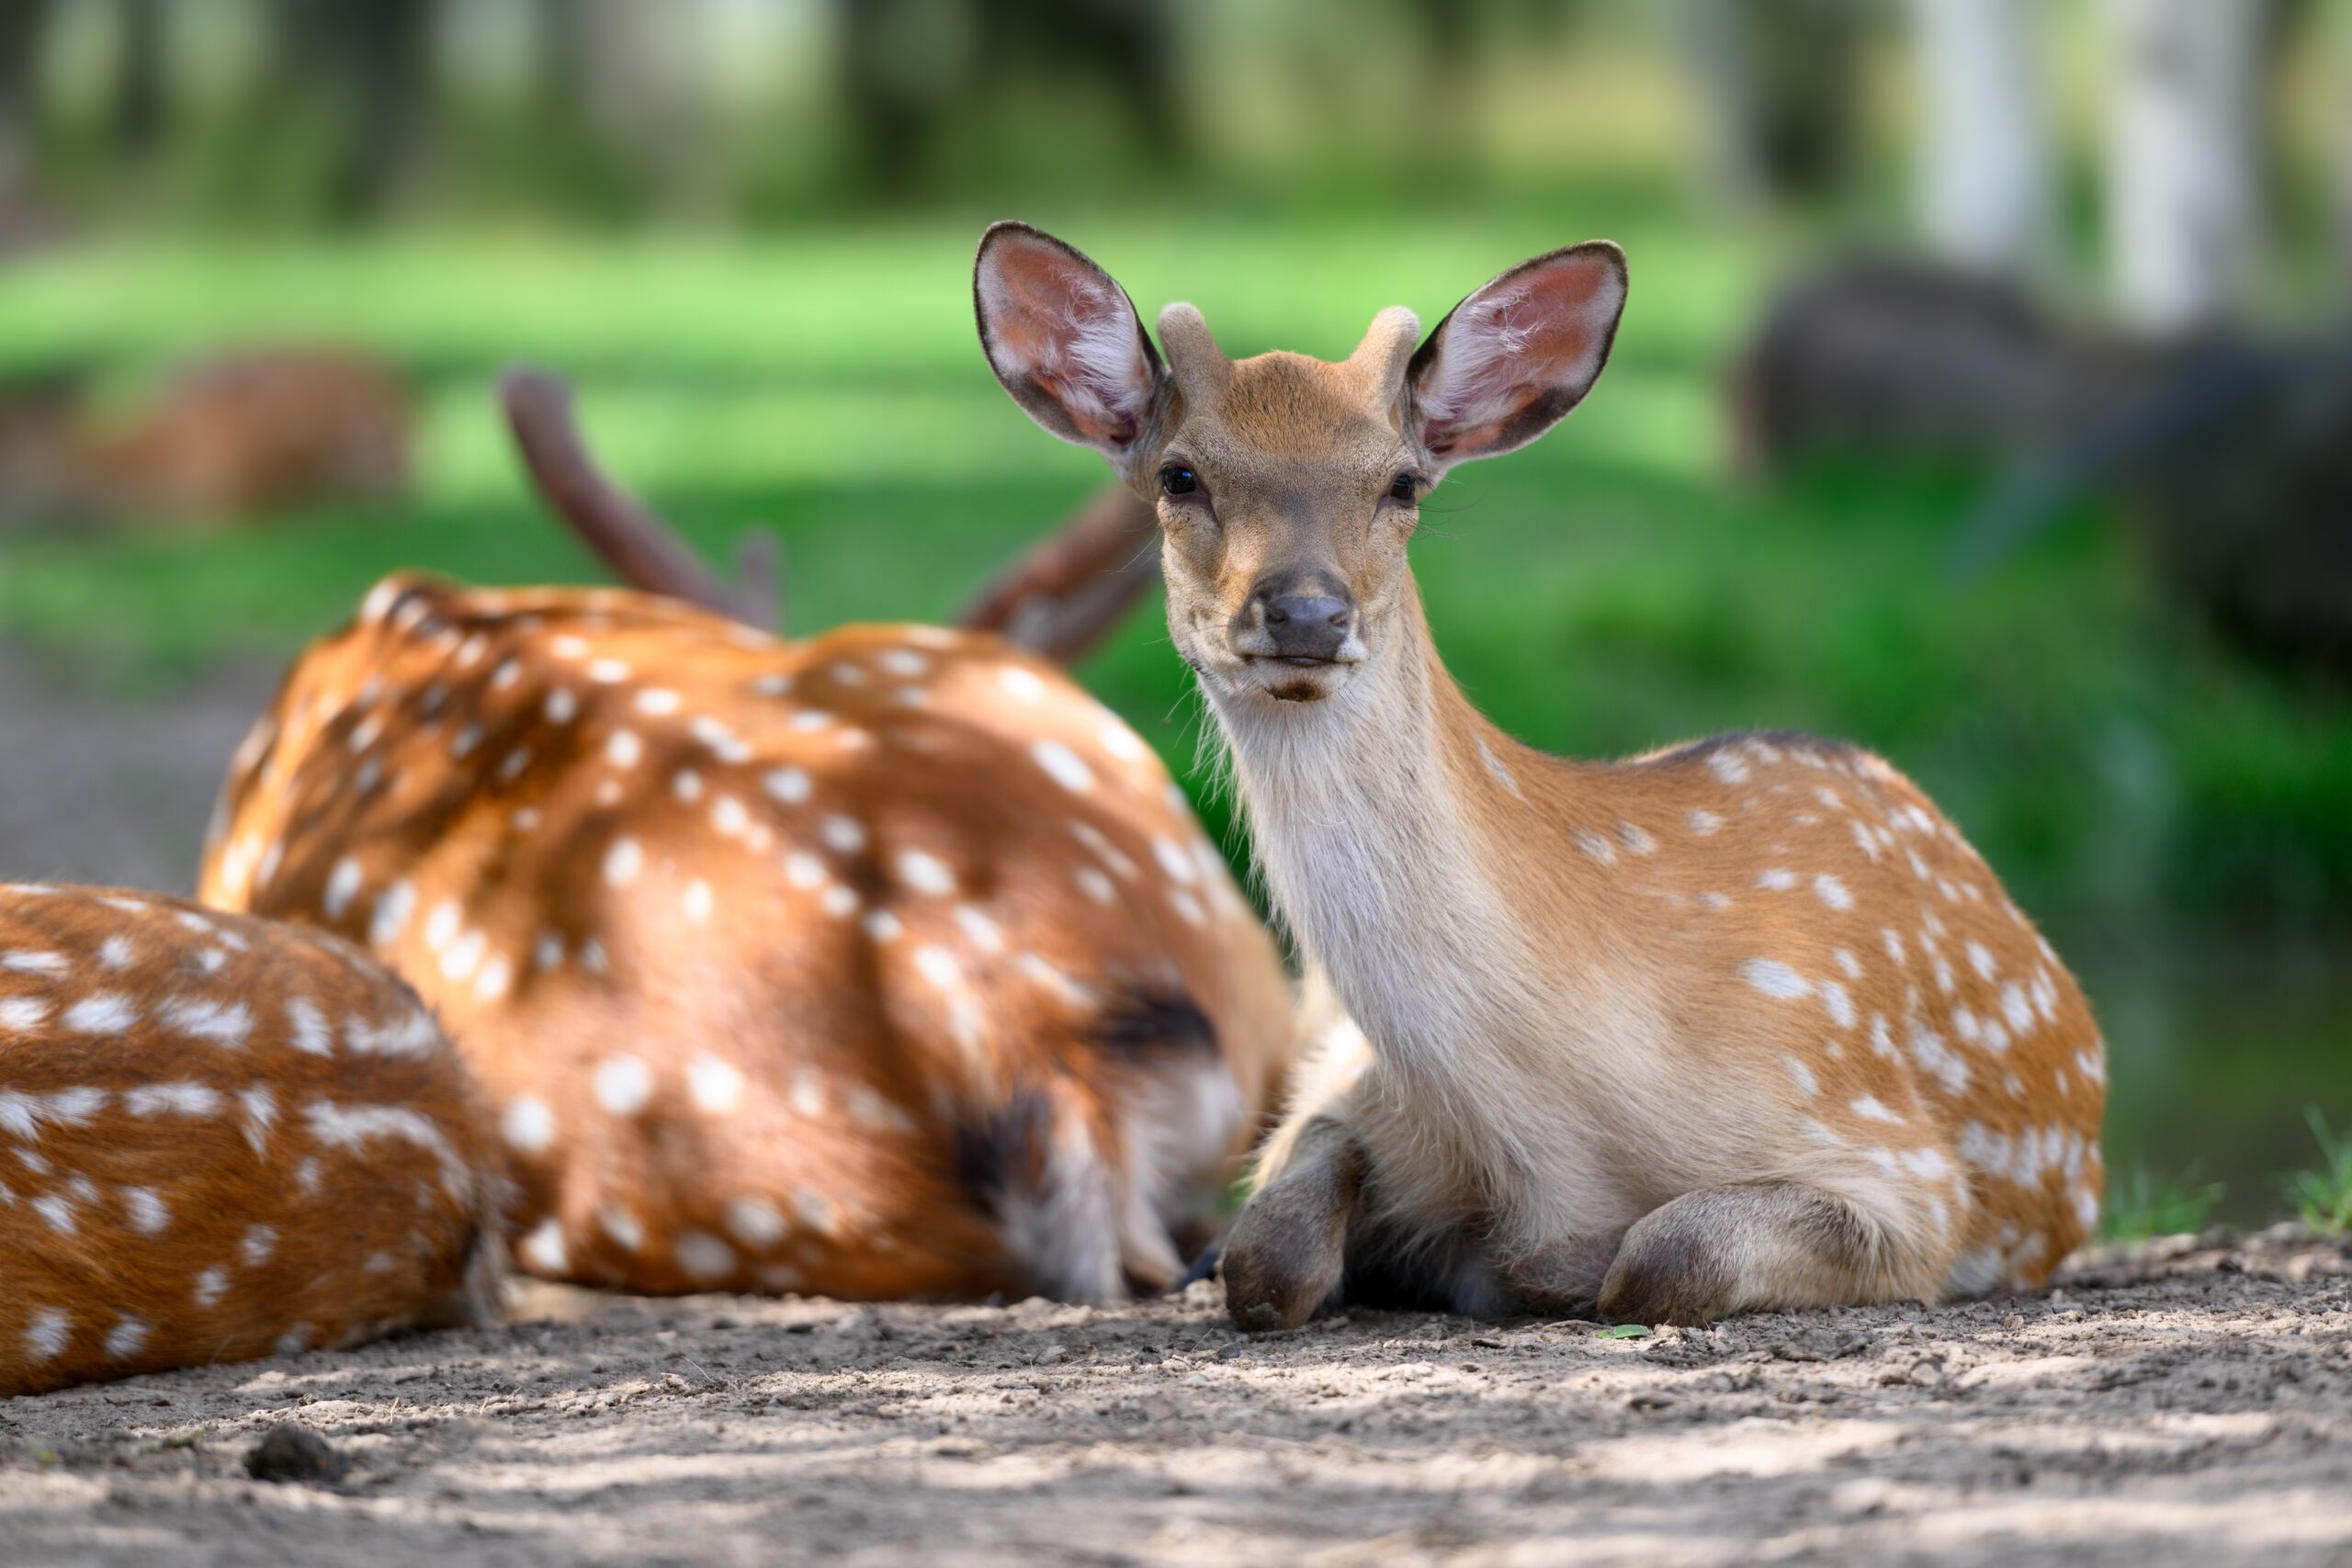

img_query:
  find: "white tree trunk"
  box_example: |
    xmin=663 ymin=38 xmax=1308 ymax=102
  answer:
xmin=2103 ymin=0 xmax=2269 ymax=334
xmin=1910 ymin=0 xmax=2053 ymax=276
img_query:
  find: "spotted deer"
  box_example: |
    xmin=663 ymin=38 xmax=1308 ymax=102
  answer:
xmin=0 ymin=884 xmax=502 ymax=1397
xmin=197 ymin=376 xmax=1295 ymax=1303
xmin=974 ymin=222 xmax=2107 ymax=1327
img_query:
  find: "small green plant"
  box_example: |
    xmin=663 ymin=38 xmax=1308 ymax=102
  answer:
xmin=2281 ymin=1107 xmax=2352 ymax=1234
xmin=2101 ymin=1164 xmax=2225 ymax=1241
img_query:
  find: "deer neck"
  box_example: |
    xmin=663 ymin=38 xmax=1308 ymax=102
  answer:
xmin=1204 ymin=580 xmax=1614 ymax=1106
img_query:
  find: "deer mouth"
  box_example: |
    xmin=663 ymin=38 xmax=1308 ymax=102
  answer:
xmin=1239 ymin=653 xmax=1350 ymax=703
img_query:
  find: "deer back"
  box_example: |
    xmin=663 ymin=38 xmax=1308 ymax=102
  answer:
xmin=0 ymin=884 xmax=501 ymax=1397
xmin=201 ymin=575 xmax=1295 ymax=1300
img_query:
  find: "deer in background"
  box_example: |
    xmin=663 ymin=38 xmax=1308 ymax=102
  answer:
xmin=0 ymin=884 xmax=502 ymax=1396
xmin=0 ymin=348 xmax=408 ymax=529
xmin=198 ymin=372 xmax=1296 ymax=1303
xmin=975 ymin=222 xmax=2106 ymax=1327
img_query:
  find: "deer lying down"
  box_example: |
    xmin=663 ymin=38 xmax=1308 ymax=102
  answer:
xmin=0 ymin=885 xmax=502 ymax=1397
xmin=975 ymin=223 xmax=2108 ymax=1327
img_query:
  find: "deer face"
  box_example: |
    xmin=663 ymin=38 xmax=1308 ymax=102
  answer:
xmin=976 ymin=223 xmax=1628 ymax=706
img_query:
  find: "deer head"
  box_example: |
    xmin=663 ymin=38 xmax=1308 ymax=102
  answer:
xmin=975 ymin=221 xmax=1626 ymax=706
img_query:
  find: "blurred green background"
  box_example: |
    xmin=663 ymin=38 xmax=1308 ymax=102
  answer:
xmin=0 ymin=0 xmax=2347 ymax=1232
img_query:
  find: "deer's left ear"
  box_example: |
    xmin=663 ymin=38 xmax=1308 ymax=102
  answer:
xmin=975 ymin=221 xmax=1164 ymax=465
xmin=1408 ymin=242 xmax=1627 ymax=464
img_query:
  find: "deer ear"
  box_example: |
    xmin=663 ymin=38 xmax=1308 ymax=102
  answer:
xmin=1408 ymin=242 xmax=1627 ymax=464
xmin=976 ymin=222 xmax=1163 ymax=463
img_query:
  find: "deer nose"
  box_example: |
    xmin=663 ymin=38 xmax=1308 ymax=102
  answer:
xmin=1257 ymin=588 xmax=1355 ymax=661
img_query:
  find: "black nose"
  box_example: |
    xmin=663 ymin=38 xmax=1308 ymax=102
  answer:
xmin=1259 ymin=589 xmax=1354 ymax=661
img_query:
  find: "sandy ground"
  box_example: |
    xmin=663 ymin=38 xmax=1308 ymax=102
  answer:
xmin=0 ymin=1228 xmax=2345 ymax=1567
xmin=6 ymin=654 xmax=2352 ymax=1564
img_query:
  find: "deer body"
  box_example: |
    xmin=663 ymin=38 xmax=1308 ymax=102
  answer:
xmin=0 ymin=349 xmax=407 ymax=527
xmin=0 ymin=884 xmax=501 ymax=1397
xmin=200 ymin=575 xmax=1293 ymax=1302
xmin=975 ymin=223 xmax=2107 ymax=1325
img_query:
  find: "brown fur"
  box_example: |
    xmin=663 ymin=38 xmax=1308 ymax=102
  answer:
xmin=0 ymin=884 xmax=502 ymax=1397
xmin=198 ymin=576 xmax=1296 ymax=1302
xmin=975 ymin=224 xmax=2107 ymax=1326
xmin=0 ymin=349 xmax=406 ymax=526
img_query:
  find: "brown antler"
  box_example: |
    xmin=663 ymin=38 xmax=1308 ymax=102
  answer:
xmin=958 ymin=484 xmax=1159 ymax=661
xmin=498 ymin=366 xmax=777 ymax=632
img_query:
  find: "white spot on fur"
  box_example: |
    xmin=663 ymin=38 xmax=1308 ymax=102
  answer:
xmin=673 ymin=1230 xmax=735 ymax=1281
xmin=520 ymin=1218 xmax=568 ymax=1274
xmin=688 ymin=1055 xmax=744 ymax=1114
xmin=1741 ymin=959 xmax=1811 ymax=999
xmin=1033 ymin=739 xmax=1094 ymax=792
xmin=898 ymin=851 xmax=956 ymax=896
xmin=503 ymin=1096 xmax=556 ymax=1153
xmin=595 ymin=1056 xmax=653 ymax=1116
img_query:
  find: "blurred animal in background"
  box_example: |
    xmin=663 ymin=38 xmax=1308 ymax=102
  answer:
xmin=0 ymin=883 xmax=503 ymax=1397
xmin=0 ymin=347 xmax=409 ymax=530
xmin=196 ymin=371 xmax=1300 ymax=1304
xmin=1735 ymin=258 xmax=2352 ymax=677
xmin=1728 ymin=258 xmax=2143 ymax=476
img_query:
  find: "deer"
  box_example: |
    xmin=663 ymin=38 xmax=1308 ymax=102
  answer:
xmin=195 ymin=371 xmax=1297 ymax=1303
xmin=973 ymin=222 xmax=2108 ymax=1328
xmin=0 ymin=348 xmax=407 ymax=529
xmin=0 ymin=882 xmax=503 ymax=1397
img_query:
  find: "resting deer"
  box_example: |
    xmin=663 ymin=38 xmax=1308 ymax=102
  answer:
xmin=974 ymin=222 xmax=2107 ymax=1326
xmin=197 ymin=373 xmax=1295 ymax=1303
xmin=0 ymin=348 xmax=407 ymax=528
xmin=0 ymin=884 xmax=501 ymax=1396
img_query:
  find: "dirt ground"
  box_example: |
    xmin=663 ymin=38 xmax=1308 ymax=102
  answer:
xmin=6 ymin=654 xmax=2352 ymax=1565
xmin=0 ymin=1228 xmax=2343 ymax=1567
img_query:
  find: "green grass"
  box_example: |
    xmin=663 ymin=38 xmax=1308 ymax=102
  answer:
xmin=5 ymin=214 xmax=2345 ymax=934
xmin=2282 ymin=1107 xmax=2352 ymax=1234
xmin=2101 ymin=1164 xmax=2227 ymax=1242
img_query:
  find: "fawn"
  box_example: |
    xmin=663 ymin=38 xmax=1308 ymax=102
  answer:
xmin=198 ymin=377 xmax=1295 ymax=1303
xmin=0 ymin=884 xmax=502 ymax=1397
xmin=975 ymin=222 xmax=2107 ymax=1326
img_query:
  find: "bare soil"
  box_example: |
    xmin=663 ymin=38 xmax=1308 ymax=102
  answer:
xmin=1 ymin=1229 xmax=2346 ymax=1567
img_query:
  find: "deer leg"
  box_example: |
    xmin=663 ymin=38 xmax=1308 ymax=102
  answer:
xmin=1597 ymin=1182 xmax=1904 ymax=1326
xmin=1220 ymin=1112 xmax=1362 ymax=1332
xmin=1495 ymin=1232 xmax=1626 ymax=1318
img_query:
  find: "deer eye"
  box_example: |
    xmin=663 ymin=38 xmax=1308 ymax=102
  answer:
xmin=1159 ymin=464 xmax=1199 ymax=498
xmin=1387 ymin=472 xmax=1421 ymax=503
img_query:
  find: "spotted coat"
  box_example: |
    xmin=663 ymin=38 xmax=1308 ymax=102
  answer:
xmin=0 ymin=884 xmax=502 ymax=1397
xmin=199 ymin=575 xmax=1295 ymax=1301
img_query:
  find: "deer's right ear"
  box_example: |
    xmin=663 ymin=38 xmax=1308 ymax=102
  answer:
xmin=975 ymin=222 xmax=1163 ymax=463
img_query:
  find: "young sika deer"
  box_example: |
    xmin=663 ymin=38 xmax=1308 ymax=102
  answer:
xmin=975 ymin=223 xmax=2107 ymax=1326
xmin=198 ymin=382 xmax=1295 ymax=1303
xmin=1 ymin=884 xmax=501 ymax=1396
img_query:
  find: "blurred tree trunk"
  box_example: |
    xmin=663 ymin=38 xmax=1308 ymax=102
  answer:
xmin=115 ymin=0 xmax=166 ymax=159
xmin=1909 ymin=0 xmax=2052 ymax=276
xmin=1679 ymin=0 xmax=1866 ymax=211
xmin=0 ymin=0 xmax=50 ymax=189
xmin=275 ymin=0 xmax=434 ymax=220
xmin=2102 ymin=0 xmax=2270 ymax=334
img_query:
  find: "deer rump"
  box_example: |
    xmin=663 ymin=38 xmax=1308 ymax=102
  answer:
xmin=198 ymin=576 xmax=1289 ymax=1304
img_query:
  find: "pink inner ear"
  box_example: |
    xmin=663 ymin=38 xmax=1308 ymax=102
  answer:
xmin=981 ymin=238 xmax=1152 ymax=441
xmin=1419 ymin=252 xmax=1622 ymax=452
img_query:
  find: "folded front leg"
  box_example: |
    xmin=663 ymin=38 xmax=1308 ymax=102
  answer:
xmin=1220 ymin=1113 xmax=1362 ymax=1332
xmin=1597 ymin=1181 xmax=1926 ymax=1325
